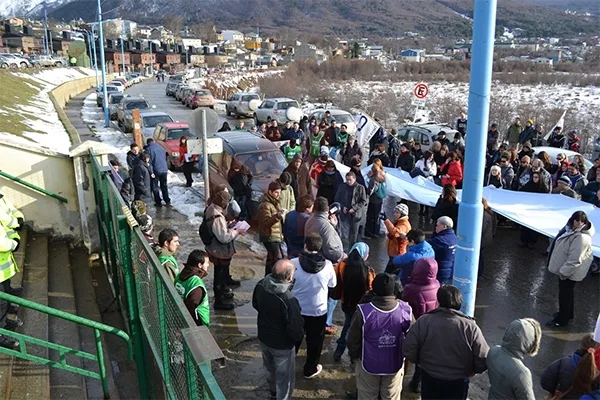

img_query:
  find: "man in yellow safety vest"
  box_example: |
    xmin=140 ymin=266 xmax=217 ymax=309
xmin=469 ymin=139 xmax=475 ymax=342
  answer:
xmin=0 ymin=189 xmax=24 ymax=297
xmin=0 ymin=207 xmax=20 ymax=349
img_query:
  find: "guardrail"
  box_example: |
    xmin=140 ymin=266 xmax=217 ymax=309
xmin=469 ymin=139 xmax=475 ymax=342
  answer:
xmin=0 ymin=169 xmax=68 ymax=203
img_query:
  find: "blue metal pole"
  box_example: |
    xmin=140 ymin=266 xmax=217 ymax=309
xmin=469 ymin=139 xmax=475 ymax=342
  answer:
xmin=149 ymin=41 xmax=154 ymax=75
xmin=43 ymin=6 xmax=49 ymax=55
xmin=97 ymin=0 xmax=110 ymax=127
xmin=121 ymin=20 xmax=126 ymax=75
xmin=91 ymin=26 xmax=99 ymax=89
xmin=452 ymin=0 xmax=497 ymax=317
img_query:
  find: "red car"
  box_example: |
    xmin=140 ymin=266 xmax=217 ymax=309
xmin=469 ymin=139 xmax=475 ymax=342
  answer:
xmin=152 ymin=122 xmax=195 ymax=169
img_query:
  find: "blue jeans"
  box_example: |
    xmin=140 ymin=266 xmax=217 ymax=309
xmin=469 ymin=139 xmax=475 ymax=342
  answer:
xmin=326 ymin=297 xmax=337 ymax=327
xmin=335 ymin=304 xmax=355 ymax=356
xmin=260 ymin=342 xmax=295 ymax=400
xmin=153 ymin=172 xmax=170 ymax=204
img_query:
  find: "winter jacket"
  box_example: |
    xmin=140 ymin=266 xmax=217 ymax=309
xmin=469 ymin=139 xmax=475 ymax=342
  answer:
xmin=309 ymin=160 xmax=327 ymax=186
xmin=350 ymin=166 xmax=366 ymax=188
xmin=126 ymin=151 xmax=138 ymax=171
xmin=481 ymin=210 xmax=497 ymax=251
xmin=551 ymin=186 xmax=578 ymax=199
xmin=484 ymin=173 xmax=503 ymax=188
xmin=397 ymin=151 xmax=415 ymax=172
xmin=205 ymin=203 xmax=238 ymax=260
xmin=518 ymin=168 xmax=552 ymax=192
xmin=257 ymin=192 xmax=283 ymax=243
xmin=403 ymin=307 xmax=489 ymax=381
xmin=283 ymin=211 xmax=311 ymax=258
xmin=367 ymin=150 xmax=390 ymax=167
xmin=284 ymin=163 xmax=312 ymax=200
xmin=332 ymin=260 xmax=376 ymax=308
xmin=366 ymin=177 xmax=386 ymax=205
xmin=448 ymin=140 xmax=465 ymax=154
xmin=548 ymin=222 xmax=594 ymax=282
xmin=278 ymin=184 xmax=296 ymax=216
xmin=580 ymin=390 xmax=600 ymax=400
xmin=587 ymin=166 xmax=598 ymax=182
xmin=120 ymin=177 xmax=134 ymax=205
xmin=131 ymin=158 xmax=153 ymax=202
xmin=541 ymin=351 xmax=587 ymax=399
xmin=582 ymin=181 xmax=600 ymax=203
xmin=317 ymin=170 xmax=343 ymax=206
xmin=567 ymin=173 xmax=587 ymax=195
xmin=519 ymin=126 xmax=536 ymax=145
xmin=487 ymin=319 xmax=541 ymax=400
xmin=548 ymin=133 xmax=566 ymax=149
xmin=427 ymin=228 xmax=457 ymax=282
xmin=341 ymin=143 xmax=364 ymax=167
xmin=154 ymin=247 xmax=179 ymax=282
xmin=431 ymin=197 xmax=459 ymax=231
xmin=501 ymin=164 xmax=515 ymax=190
xmin=252 ymin=274 xmax=304 ymax=350
xmin=441 ymin=161 xmax=463 ymax=187
xmin=393 ymin=241 xmax=435 ymax=285
xmin=334 ymin=182 xmax=368 ymax=222
xmin=414 ymin=158 xmax=437 ymax=179
xmin=487 ymin=129 xmax=499 ymax=149
xmin=412 ymin=148 xmax=423 ymax=162
xmin=265 ymin=126 xmax=281 ymax=141
xmin=228 ymin=171 xmax=253 ymax=198
xmin=384 ymin=216 xmax=411 ymax=257
xmin=530 ymin=133 xmax=545 ymax=147
xmin=146 ymin=142 xmax=169 ymax=175
xmin=305 ymin=212 xmax=344 ymax=263
xmin=506 ymin=123 xmax=522 ymax=144
xmin=402 ymin=258 xmax=440 ymax=320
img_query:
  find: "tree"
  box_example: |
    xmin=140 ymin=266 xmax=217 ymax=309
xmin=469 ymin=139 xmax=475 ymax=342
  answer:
xmin=164 ymin=15 xmax=184 ymax=35
xmin=351 ymin=42 xmax=360 ymax=59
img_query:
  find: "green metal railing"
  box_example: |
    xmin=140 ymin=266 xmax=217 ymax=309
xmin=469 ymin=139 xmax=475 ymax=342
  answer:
xmin=0 ymin=291 xmax=132 ymax=398
xmin=0 ymin=170 xmax=68 ymax=203
xmin=90 ymin=152 xmax=225 ymax=400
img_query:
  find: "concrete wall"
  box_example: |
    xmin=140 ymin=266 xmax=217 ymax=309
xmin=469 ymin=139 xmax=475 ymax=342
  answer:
xmin=0 ymin=140 xmax=80 ymax=240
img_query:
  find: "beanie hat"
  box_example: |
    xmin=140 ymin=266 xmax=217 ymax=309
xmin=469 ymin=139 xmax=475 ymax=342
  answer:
xmin=279 ymin=171 xmax=292 ymax=185
xmin=523 ymin=141 xmax=532 ymax=148
xmin=372 ymin=273 xmax=396 ymax=297
xmin=320 ymin=146 xmax=329 ymax=155
xmin=136 ymin=214 xmax=153 ymax=233
xmin=558 ymin=176 xmax=571 ymax=186
xmin=131 ymin=200 xmax=147 ymax=218
xmin=268 ymin=181 xmax=282 ymax=192
xmin=350 ymin=242 xmax=369 ymax=259
xmin=213 ymin=190 xmax=231 ymax=209
xmin=527 ymin=119 xmax=534 ymax=125
xmin=394 ymin=203 xmax=409 ymax=217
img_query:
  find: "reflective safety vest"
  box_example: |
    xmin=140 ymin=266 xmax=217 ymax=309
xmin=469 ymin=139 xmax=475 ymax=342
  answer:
xmin=0 ymin=227 xmax=18 ymax=283
xmin=174 ymin=274 xmax=209 ymax=326
xmin=157 ymin=253 xmax=179 ymax=280
xmin=283 ymin=145 xmax=302 ymax=163
xmin=309 ymin=132 xmax=324 ymax=156
xmin=0 ymin=192 xmax=23 ymax=229
xmin=0 ymin=207 xmax=19 ymax=241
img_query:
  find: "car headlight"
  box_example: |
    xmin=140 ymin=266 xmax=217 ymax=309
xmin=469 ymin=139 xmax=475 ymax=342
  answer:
xmin=172 ymin=152 xmax=180 ymax=157
xmin=251 ymin=190 xmax=262 ymax=202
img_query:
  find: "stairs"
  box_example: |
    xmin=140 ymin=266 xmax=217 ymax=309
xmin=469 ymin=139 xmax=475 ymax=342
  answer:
xmin=0 ymin=228 xmax=125 ymax=399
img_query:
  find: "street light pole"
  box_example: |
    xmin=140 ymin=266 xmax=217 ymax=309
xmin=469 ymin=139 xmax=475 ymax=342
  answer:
xmin=91 ymin=26 xmax=99 ymax=89
xmin=84 ymin=31 xmax=93 ymax=69
xmin=121 ymin=20 xmax=126 ymax=75
xmin=97 ymin=0 xmax=110 ymax=127
xmin=149 ymin=41 xmax=154 ymax=75
xmin=453 ymin=0 xmax=497 ymax=317
xmin=43 ymin=5 xmax=49 ymax=55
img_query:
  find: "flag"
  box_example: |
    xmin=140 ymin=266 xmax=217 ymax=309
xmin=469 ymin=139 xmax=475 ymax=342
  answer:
xmin=353 ymin=112 xmax=383 ymax=147
xmin=543 ymin=110 xmax=567 ymax=142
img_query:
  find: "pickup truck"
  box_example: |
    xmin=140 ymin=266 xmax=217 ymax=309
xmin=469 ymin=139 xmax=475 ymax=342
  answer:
xmin=35 ymin=55 xmax=65 ymax=67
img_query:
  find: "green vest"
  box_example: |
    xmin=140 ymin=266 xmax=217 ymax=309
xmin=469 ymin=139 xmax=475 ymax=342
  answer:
xmin=158 ymin=253 xmax=179 ymax=279
xmin=337 ymin=132 xmax=349 ymax=148
xmin=309 ymin=132 xmax=324 ymax=156
xmin=283 ymin=145 xmax=302 ymax=163
xmin=0 ymin=228 xmax=17 ymax=283
xmin=174 ymin=275 xmax=209 ymax=326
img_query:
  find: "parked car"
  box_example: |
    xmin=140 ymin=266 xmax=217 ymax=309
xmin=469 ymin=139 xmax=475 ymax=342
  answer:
xmin=109 ymin=80 xmax=125 ymax=92
xmin=126 ymin=73 xmax=142 ymax=84
xmin=532 ymin=146 xmax=593 ymax=170
xmin=188 ymin=89 xmax=214 ymax=109
xmin=309 ymin=108 xmax=357 ymax=136
xmin=253 ymin=98 xmax=300 ymax=125
xmin=152 ymin=122 xmax=194 ymax=169
xmin=34 ymin=55 xmax=65 ymax=67
xmin=117 ymin=97 xmax=151 ymax=132
xmin=0 ymin=55 xmax=18 ymax=69
xmin=226 ymin=92 xmax=260 ymax=118
xmin=0 ymin=54 xmax=32 ymax=68
xmin=165 ymin=74 xmax=186 ymax=96
xmin=140 ymin=111 xmax=174 ymax=138
xmin=108 ymin=93 xmax=127 ymax=119
xmin=208 ymin=130 xmax=288 ymax=218
xmin=174 ymin=84 xmax=190 ymax=101
xmin=395 ymin=122 xmax=459 ymax=151
xmin=96 ymin=85 xmax=121 ymax=107
xmin=180 ymin=87 xmax=196 ymax=105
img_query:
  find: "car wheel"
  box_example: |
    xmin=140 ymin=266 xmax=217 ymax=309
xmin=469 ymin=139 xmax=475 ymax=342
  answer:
xmin=55 ymin=61 xmax=62 ymax=67
xmin=0 ymin=62 xmax=8 ymax=69
xmin=19 ymin=62 xmax=27 ymax=69
xmin=9 ymin=63 xmax=17 ymax=69
xmin=226 ymin=108 xmax=231 ymax=117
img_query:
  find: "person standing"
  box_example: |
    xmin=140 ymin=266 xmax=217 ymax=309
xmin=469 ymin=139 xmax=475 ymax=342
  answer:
xmin=364 ymin=164 xmax=387 ymax=239
xmin=392 ymin=229 xmax=435 ymax=285
xmin=154 ymin=228 xmax=181 ymax=282
xmin=174 ymin=250 xmax=212 ymax=326
xmin=0 ymin=215 xmax=20 ymax=349
xmin=519 ymin=119 xmax=536 ymax=145
xmin=335 ymin=171 xmax=368 ymax=250
xmin=427 ymin=216 xmax=458 ymax=285
xmin=505 ymin=117 xmax=522 ymax=147
xmin=440 ymin=152 xmax=463 ymax=188
xmin=396 ymin=143 xmax=415 ymax=172
xmin=487 ymin=318 xmax=542 ymax=400
xmin=387 ymin=129 xmax=401 ymax=168
xmin=253 ymin=260 xmax=304 ymax=400
xmin=548 ymin=126 xmax=566 ymax=149
xmin=126 ymin=143 xmax=140 ymax=172
xmin=307 ymin=126 xmax=325 ymax=164
xmin=228 ymin=160 xmax=253 ymax=221
xmin=283 ymin=196 xmax=313 ymax=259
xmin=179 ymin=136 xmax=196 ymax=187
xmin=277 ymin=172 xmax=296 ymax=218
xmin=347 ymin=273 xmax=414 ymax=400
xmin=131 ymin=152 xmax=153 ymax=203
xmin=384 ymin=203 xmax=411 ymax=269
xmin=403 ymin=285 xmax=489 ymax=400
xmin=258 ymin=182 xmax=285 ymax=276
xmin=146 ymin=138 xmax=171 ymax=207
xmin=317 ymin=160 xmax=343 ymax=207
xmin=432 ymin=183 xmax=459 ymax=229
xmin=341 ymin=135 xmax=364 ymax=167
xmin=291 ymin=235 xmax=336 ymax=379
xmin=456 ymin=111 xmax=468 ymax=138
xmin=0 ymin=188 xmax=25 ymax=297
xmin=546 ymin=211 xmax=594 ymax=328
xmin=368 ymin=143 xmax=390 ymax=167
xmin=284 ymin=155 xmax=312 ymax=200
xmin=282 ymin=139 xmax=302 ymax=163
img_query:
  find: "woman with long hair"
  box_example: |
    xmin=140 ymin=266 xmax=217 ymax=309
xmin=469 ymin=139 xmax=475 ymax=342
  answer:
xmin=332 ymin=243 xmax=375 ymax=361
xmin=178 ymin=136 xmax=196 ymax=187
xmin=364 ymin=164 xmax=387 ymax=238
xmin=414 ymin=150 xmax=437 ymax=216
xmin=538 ymin=151 xmax=557 ymax=175
xmin=542 ymin=333 xmax=600 ymax=399
xmin=553 ymin=160 xmax=570 ymax=188
xmin=547 ymin=211 xmax=595 ymax=328
xmin=484 ymin=165 xmax=503 ymax=188
xmin=431 ymin=183 xmax=459 ymax=230
xmin=574 ymin=154 xmax=588 ymax=176
xmin=440 ymin=151 xmax=463 ymax=188
xmin=519 ymin=172 xmax=549 ymax=248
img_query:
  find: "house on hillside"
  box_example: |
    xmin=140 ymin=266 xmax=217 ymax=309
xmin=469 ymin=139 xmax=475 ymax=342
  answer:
xmin=399 ymin=49 xmax=423 ymax=62
xmin=138 ymin=26 xmax=152 ymax=38
xmin=364 ymin=45 xmax=385 ymax=60
xmin=294 ymin=42 xmax=327 ymax=63
xmin=3 ymin=25 xmax=43 ymax=54
xmin=180 ymin=37 xmax=202 ymax=50
xmin=221 ymin=30 xmax=244 ymax=44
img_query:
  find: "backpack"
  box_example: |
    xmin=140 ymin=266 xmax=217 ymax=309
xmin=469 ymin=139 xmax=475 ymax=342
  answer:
xmin=198 ymin=213 xmax=221 ymax=246
xmin=388 ymin=137 xmax=400 ymax=158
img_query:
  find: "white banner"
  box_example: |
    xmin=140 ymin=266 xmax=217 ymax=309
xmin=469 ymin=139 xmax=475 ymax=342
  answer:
xmin=353 ymin=112 xmax=383 ymax=148
xmin=543 ymin=110 xmax=567 ymax=142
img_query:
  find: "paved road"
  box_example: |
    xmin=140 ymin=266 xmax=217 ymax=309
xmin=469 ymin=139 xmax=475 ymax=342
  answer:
xmin=107 ymin=79 xmax=600 ymax=399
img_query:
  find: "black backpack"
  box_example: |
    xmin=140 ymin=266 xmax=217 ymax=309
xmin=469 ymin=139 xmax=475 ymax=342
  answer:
xmin=198 ymin=214 xmax=220 ymax=246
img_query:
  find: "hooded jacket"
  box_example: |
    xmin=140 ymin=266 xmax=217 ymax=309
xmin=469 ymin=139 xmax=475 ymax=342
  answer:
xmin=305 ymin=212 xmax=344 ymax=263
xmin=257 ymin=192 xmax=283 ymax=243
xmin=402 ymin=258 xmax=440 ymax=320
xmin=384 ymin=216 xmax=411 ymax=257
xmin=427 ymin=228 xmax=458 ymax=282
xmin=131 ymin=157 xmax=153 ymax=202
xmin=501 ymin=164 xmax=515 ymax=190
xmin=487 ymin=319 xmax=542 ymax=400
xmin=548 ymin=222 xmax=595 ymax=282
xmin=291 ymin=251 xmax=336 ymax=317
xmin=252 ymin=274 xmax=304 ymax=350
xmin=284 ymin=162 xmax=312 ymax=200
xmin=392 ymin=241 xmax=436 ymax=285
xmin=541 ymin=350 xmax=588 ymax=399
xmin=317 ymin=169 xmax=343 ymax=206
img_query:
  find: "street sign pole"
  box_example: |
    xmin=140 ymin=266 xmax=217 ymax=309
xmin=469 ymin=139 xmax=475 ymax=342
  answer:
xmin=96 ymin=0 xmax=110 ymax=127
xmin=453 ymin=0 xmax=497 ymax=317
xmin=201 ymin=109 xmax=210 ymax=200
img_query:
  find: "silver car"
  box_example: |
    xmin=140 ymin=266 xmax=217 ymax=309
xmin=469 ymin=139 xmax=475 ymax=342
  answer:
xmin=253 ymin=98 xmax=299 ymax=125
xmin=140 ymin=111 xmax=174 ymax=138
xmin=395 ymin=122 xmax=459 ymax=151
xmin=226 ymin=92 xmax=260 ymax=118
xmin=117 ymin=97 xmax=151 ymax=132
xmin=309 ymin=108 xmax=357 ymax=136
xmin=0 ymin=54 xmax=32 ymax=68
xmin=108 ymin=93 xmax=127 ymax=120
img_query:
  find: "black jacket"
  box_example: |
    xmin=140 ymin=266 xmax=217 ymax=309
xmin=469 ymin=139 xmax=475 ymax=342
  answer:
xmin=131 ymin=158 xmax=152 ymax=202
xmin=228 ymin=171 xmax=253 ymax=197
xmin=252 ymin=274 xmax=304 ymax=350
xmin=397 ymin=152 xmax=416 ymax=172
xmin=317 ymin=170 xmax=343 ymax=206
xmin=350 ymin=166 xmax=366 ymax=188
xmin=298 ymin=251 xmax=327 ymax=273
xmin=548 ymin=133 xmax=566 ymax=149
xmin=432 ymin=197 xmax=459 ymax=231
xmin=126 ymin=151 xmax=138 ymax=171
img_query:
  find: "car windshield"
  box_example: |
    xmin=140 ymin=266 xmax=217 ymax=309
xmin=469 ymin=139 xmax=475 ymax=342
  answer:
xmin=109 ymin=96 xmax=123 ymax=104
xmin=277 ymin=101 xmax=298 ymax=110
xmin=167 ymin=128 xmax=193 ymax=140
xmin=195 ymin=90 xmax=210 ymax=96
xmin=110 ymin=81 xmax=123 ymax=86
xmin=234 ymin=151 xmax=287 ymax=175
xmin=332 ymin=114 xmax=354 ymax=124
xmin=126 ymin=101 xmax=150 ymax=110
xmin=106 ymin=87 xmax=118 ymax=92
xmin=143 ymin=115 xmax=173 ymax=128
xmin=169 ymin=75 xmax=184 ymax=81
xmin=242 ymin=95 xmax=259 ymax=101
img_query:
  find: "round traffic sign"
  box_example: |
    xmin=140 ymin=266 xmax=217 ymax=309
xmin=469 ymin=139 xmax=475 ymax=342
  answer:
xmin=414 ymin=83 xmax=429 ymax=99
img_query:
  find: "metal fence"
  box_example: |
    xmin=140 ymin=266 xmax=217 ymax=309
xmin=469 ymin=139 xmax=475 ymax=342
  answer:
xmin=90 ymin=153 xmax=225 ymax=400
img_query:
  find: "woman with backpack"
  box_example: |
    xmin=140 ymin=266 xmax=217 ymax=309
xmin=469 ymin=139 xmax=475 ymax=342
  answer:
xmin=364 ymin=164 xmax=387 ymax=238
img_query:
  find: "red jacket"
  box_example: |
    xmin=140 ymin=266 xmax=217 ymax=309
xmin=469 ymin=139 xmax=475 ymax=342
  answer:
xmin=441 ymin=161 xmax=463 ymax=187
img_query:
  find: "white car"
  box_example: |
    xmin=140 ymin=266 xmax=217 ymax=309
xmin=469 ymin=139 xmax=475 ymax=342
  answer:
xmin=1 ymin=54 xmax=32 ymax=68
xmin=309 ymin=108 xmax=357 ymax=136
xmin=109 ymin=80 xmax=125 ymax=92
xmin=253 ymin=98 xmax=300 ymax=125
xmin=532 ymin=146 xmax=593 ymax=171
xmin=395 ymin=122 xmax=459 ymax=151
xmin=226 ymin=92 xmax=261 ymax=118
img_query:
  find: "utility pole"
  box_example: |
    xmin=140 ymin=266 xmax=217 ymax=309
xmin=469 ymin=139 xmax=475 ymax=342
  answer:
xmin=257 ymin=26 xmax=261 ymax=67
xmin=453 ymin=0 xmax=497 ymax=317
xmin=121 ymin=20 xmax=126 ymax=75
xmin=43 ymin=4 xmax=49 ymax=55
xmin=149 ymin=41 xmax=154 ymax=75
xmin=84 ymin=31 xmax=94 ymax=69
xmin=91 ymin=25 xmax=99 ymax=88
xmin=97 ymin=0 xmax=110 ymax=127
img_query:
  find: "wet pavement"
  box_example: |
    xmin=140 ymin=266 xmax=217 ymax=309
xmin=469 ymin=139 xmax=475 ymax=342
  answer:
xmin=81 ymin=80 xmax=600 ymax=399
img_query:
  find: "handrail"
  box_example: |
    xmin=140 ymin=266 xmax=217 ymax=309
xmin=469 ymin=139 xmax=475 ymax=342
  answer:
xmin=0 ymin=170 xmax=68 ymax=203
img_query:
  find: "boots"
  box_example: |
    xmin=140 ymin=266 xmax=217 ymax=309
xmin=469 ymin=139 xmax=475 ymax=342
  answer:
xmin=214 ymin=286 xmax=234 ymax=310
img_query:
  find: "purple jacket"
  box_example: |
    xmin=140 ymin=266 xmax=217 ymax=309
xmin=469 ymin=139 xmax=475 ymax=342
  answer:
xmin=402 ymin=258 xmax=440 ymax=319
